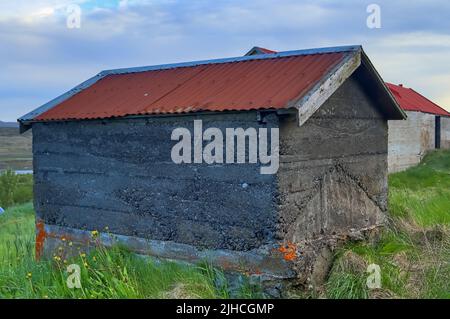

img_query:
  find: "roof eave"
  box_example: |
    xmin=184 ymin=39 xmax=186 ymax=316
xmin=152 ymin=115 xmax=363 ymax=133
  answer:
xmin=18 ymin=71 xmax=107 ymax=132
xmin=294 ymin=48 xmax=363 ymax=126
xmin=293 ymin=48 xmax=407 ymax=126
xmin=359 ymin=50 xmax=407 ymax=120
xmin=409 ymin=88 xmax=450 ymax=117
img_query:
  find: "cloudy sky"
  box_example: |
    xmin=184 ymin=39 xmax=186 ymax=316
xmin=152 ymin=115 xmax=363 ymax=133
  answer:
xmin=1 ymin=0 xmax=449 ymax=121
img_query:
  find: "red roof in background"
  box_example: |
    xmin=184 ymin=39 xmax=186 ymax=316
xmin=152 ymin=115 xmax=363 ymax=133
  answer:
xmin=386 ymin=83 xmax=450 ymax=117
xmin=257 ymin=47 xmax=277 ymax=54
xmin=244 ymin=46 xmax=278 ymax=56
xmin=35 ymin=52 xmax=346 ymax=121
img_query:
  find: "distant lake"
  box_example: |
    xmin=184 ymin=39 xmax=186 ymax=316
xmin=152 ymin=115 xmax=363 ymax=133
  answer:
xmin=15 ymin=170 xmax=33 ymax=175
xmin=0 ymin=169 xmax=33 ymax=175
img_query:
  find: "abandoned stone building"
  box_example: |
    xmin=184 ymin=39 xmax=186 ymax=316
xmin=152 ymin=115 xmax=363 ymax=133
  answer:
xmin=386 ymin=83 xmax=450 ymax=172
xmin=19 ymin=45 xmax=406 ymax=292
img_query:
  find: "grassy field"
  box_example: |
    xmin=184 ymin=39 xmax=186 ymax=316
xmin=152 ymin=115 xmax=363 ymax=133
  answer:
xmin=326 ymin=150 xmax=450 ymax=299
xmin=0 ymin=204 xmax=259 ymax=299
xmin=0 ymin=150 xmax=449 ymax=299
xmin=0 ymin=127 xmax=32 ymax=171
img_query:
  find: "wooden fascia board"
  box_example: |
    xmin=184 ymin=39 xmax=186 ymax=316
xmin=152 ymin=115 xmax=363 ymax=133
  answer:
xmin=295 ymin=51 xmax=361 ymax=126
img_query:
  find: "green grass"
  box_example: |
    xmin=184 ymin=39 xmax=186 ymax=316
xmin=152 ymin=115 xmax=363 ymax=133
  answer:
xmin=0 ymin=203 xmax=260 ymax=299
xmin=326 ymin=231 xmax=412 ymax=299
xmin=326 ymin=150 xmax=450 ymax=299
xmin=0 ymin=170 xmax=33 ymax=209
xmin=389 ymin=189 xmax=450 ymax=227
xmin=388 ymin=151 xmax=450 ymax=227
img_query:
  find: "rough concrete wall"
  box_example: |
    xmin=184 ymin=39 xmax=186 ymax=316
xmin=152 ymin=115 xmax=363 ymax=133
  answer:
xmin=277 ymin=73 xmax=388 ymax=284
xmin=388 ymin=111 xmax=435 ymax=173
xmin=442 ymin=116 xmax=450 ymax=149
xmin=33 ymin=112 xmax=278 ymax=252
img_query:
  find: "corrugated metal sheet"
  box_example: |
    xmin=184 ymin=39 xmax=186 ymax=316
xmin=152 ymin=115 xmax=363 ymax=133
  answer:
xmin=386 ymin=83 xmax=450 ymax=117
xmin=34 ymin=51 xmax=347 ymax=122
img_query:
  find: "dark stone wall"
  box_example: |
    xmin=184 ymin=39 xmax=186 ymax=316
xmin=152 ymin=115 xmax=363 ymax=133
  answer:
xmin=277 ymin=72 xmax=388 ymax=244
xmin=33 ymin=112 xmax=279 ymax=251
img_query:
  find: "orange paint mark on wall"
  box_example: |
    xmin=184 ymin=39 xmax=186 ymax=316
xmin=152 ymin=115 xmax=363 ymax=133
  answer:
xmin=278 ymin=242 xmax=297 ymax=261
xmin=35 ymin=220 xmax=47 ymax=260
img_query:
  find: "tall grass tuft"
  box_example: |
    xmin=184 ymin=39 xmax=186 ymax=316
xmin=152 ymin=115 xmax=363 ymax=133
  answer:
xmin=0 ymin=170 xmax=33 ymax=209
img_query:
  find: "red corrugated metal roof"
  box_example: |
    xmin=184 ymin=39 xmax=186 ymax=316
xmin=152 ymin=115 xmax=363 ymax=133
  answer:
xmin=386 ymin=83 xmax=450 ymax=117
xmin=257 ymin=47 xmax=277 ymax=54
xmin=35 ymin=52 xmax=346 ymax=121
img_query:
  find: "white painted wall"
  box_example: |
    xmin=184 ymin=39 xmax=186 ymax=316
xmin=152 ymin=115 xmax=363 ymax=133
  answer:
xmin=388 ymin=111 xmax=436 ymax=173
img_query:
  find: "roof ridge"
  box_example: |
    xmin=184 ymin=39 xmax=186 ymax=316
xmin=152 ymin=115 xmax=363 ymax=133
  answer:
xmin=101 ymin=45 xmax=362 ymax=76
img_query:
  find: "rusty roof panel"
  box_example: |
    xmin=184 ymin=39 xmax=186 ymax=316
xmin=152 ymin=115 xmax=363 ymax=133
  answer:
xmin=35 ymin=52 xmax=346 ymax=121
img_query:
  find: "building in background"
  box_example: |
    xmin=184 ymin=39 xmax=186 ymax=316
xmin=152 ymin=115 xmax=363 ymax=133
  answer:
xmin=387 ymin=83 xmax=450 ymax=173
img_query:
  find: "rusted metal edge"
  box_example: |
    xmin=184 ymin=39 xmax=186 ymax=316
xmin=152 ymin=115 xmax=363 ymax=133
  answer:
xmin=36 ymin=222 xmax=297 ymax=279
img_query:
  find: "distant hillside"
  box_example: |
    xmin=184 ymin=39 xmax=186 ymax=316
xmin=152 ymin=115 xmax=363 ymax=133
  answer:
xmin=0 ymin=127 xmax=32 ymax=170
xmin=0 ymin=121 xmax=18 ymax=128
